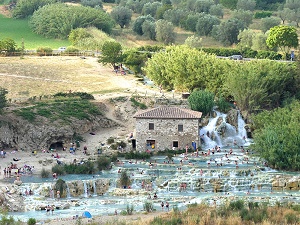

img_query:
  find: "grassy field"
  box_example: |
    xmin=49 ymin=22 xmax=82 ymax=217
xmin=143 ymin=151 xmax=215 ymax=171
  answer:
xmin=0 ymin=56 xmax=133 ymax=101
xmin=0 ymin=14 xmax=70 ymax=50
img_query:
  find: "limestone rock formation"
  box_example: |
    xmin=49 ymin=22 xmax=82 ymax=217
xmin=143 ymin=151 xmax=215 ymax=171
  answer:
xmin=0 ymin=113 xmax=118 ymax=151
xmin=0 ymin=184 xmax=25 ymax=211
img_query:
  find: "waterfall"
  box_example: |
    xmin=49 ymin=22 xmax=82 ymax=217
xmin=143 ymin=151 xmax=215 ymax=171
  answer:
xmin=237 ymin=111 xmax=247 ymax=139
xmin=66 ymin=183 xmax=71 ymax=198
xmin=200 ymin=111 xmax=224 ymax=148
xmin=93 ymin=180 xmax=97 ymax=196
xmin=83 ymin=181 xmax=88 ymax=198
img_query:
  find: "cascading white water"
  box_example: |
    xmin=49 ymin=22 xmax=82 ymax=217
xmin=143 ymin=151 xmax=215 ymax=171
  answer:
xmin=200 ymin=110 xmax=249 ymax=149
xmin=66 ymin=183 xmax=71 ymax=198
xmin=83 ymin=181 xmax=88 ymax=198
xmin=93 ymin=180 xmax=97 ymax=196
xmin=237 ymin=111 xmax=247 ymax=138
xmin=200 ymin=111 xmax=225 ymax=148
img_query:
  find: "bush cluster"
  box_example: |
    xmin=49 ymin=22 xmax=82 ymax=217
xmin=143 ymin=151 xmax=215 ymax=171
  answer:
xmin=130 ymin=97 xmax=147 ymax=109
xmin=254 ymin=11 xmax=273 ymax=19
xmin=53 ymin=92 xmax=94 ymax=100
xmin=51 ymin=155 xmax=116 ymax=176
xmin=118 ymin=150 xmax=152 ymax=160
xmin=201 ymin=47 xmax=282 ymax=60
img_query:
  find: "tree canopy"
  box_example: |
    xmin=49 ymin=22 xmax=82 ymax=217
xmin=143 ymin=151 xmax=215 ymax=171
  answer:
xmin=29 ymin=3 xmax=114 ymax=39
xmin=225 ymin=59 xmax=297 ymax=112
xmin=110 ymin=6 xmax=132 ymax=28
xmin=266 ymin=25 xmax=299 ymax=56
xmin=252 ymin=100 xmax=300 ymax=170
xmin=212 ymin=18 xmax=245 ymax=46
xmin=0 ymin=88 xmax=8 ymax=112
xmin=12 ymin=0 xmax=58 ymax=18
xmin=98 ymin=41 xmax=123 ymax=68
xmin=143 ymin=45 xmax=227 ymax=93
xmin=188 ymin=90 xmax=215 ymax=116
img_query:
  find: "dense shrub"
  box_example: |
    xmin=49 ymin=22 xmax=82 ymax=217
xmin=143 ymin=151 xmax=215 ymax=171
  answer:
xmin=30 ymin=3 xmax=114 ymax=39
xmin=215 ymin=96 xmax=231 ymax=113
xmin=130 ymin=97 xmax=147 ymax=109
xmin=188 ymin=90 xmax=214 ymax=116
xmin=27 ymin=218 xmax=36 ymax=225
xmin=12 ymin=0 xmax=57 ymax=18
xmin=36 ymin=47 xmax=53 ymax=56
xmin=118 ymin=150 xmax=152 ymax=160
xmin=53 ymin=92 xmax=94 ymax=100
xmin=119 ymin=170 xmax=131 ymax=188
xmin=254 ymin=11 xmax=272 ymax=19
xmin=52 ymin=164 xmax=65 ymax=175
xmin=63 ymin=160 xmax=96 ymax=174
xmin=81 ymin=0 xmax=103 ymax=8
xmin=144 ymin=201 xmax=154 ymax=212
xmin=96 ymin=156 xmax=112 ymax=170
xmin=41 ymin=168 xmax=50 ymax=178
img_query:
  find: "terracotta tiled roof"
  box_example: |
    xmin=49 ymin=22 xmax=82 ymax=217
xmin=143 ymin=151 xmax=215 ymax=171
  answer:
xmin=133 ymin=106 xmax=202 ymax=119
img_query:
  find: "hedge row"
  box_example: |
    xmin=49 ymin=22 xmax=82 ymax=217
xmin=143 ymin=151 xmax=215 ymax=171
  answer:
xmin=201 ymin=47 xmax=283 ymax=60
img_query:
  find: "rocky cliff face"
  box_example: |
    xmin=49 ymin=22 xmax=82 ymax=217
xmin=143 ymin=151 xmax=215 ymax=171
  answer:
xmin=0 ymin=113 xmax=118 ymax=151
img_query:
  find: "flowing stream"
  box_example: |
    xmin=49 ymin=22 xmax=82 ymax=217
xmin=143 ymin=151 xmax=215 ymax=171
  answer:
xmin=7 ymin=111 xmax=300 ymax=222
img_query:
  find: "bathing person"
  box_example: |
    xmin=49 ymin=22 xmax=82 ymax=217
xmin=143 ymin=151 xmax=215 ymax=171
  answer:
xmin=165 ymin=202 xmax=169 ymax=211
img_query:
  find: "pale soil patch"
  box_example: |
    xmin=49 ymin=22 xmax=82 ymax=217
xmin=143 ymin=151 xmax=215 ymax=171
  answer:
xmin=0 ymin=5 xmax=11 ymax=17
xmin=0 ymin=56 xmax=138 ymax=100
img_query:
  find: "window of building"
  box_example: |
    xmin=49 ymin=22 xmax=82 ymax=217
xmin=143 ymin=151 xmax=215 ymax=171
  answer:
xmin=178 ymin=124 xmax=183 ymax=132
xmin=149 ymin=123 xmax=154 ymax=130
xmin=173 ymin=141 xmax=179 ymax=148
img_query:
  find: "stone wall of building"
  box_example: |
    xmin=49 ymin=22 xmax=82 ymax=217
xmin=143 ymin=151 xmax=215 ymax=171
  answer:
xmin=135 ymin=118 xmax=199 ymax=151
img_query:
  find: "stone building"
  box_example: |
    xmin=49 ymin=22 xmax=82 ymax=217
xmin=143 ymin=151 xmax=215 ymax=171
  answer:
xmin=133 ymin=106 xmax=202 ymax=151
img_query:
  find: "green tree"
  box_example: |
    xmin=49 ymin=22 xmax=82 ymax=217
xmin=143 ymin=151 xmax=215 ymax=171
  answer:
xmin=110 ymin=6 xmax=132 ymax=28
xmin=132 ymin=15 xmax=155 ymax=35
xmin=54 ymin=178 xmax=67 ymax=198
xmin=156 ymin=4 xmax=172 ymax=20
xmin=194 ymin=0 xmax=214 ymax=13
xmin=184 ymin=35 xmax=202 ymax=48
xmin=69 ymin=28 xmax=93 ymax=46
xmin=119 ymin=170 xmax=131 ymax=188
xmin=236 ymin=0 xmax=256 ymax=11
xmin=260 ymin=16 xmax=281 ymax=33
xmin=209 ymin=4 xmax=224 ymax=18
xmin=237 ymin=29 xmax=255 ymax=50
xmin=225 ymin=60 xmax=297 ymax=112
xmin=288 ymin=8 xmax=300 ymax=27
xmin=188 ymin=90 xmax=215 ymax=115
xmin=98 ymin=41 xmax=123 ymax=68
xmin=266 ymin=25 xmax=299 ymax=57
xmin=29 ymin=3 xmax=114 ymax=39
xmin=232 ymin=9 xmax=253 ymax=28
xmin=277 ymin=8 xmax=292 ymax=24
xmin=252 ymin=32 xmax=269 ymax=51
xmin=155 ymin=19 xmax=176 ymax=45
xmin=212 ymin=18 xmax=245 ymax=46
xmin=184 ymin=13 xmax=203 ymax=32
xmin=123 ymin=50 xmax=148 ymax=74
xmin=0 ymin=38 xmax=17 ymax=53
xmin=0 ymin=88 xmax=8 ymax=112
xmin=81 ymin=0 xmax=103 ymax=8
xmin=253 ymin=101 xmax=300 ymax=170
xmin=220 ymin=0 xmax=238 ymax=9
xmin=142 ymin=2 xmax=162 ymax=17
xmin=163 ymin=9 xmax=187 ymax=26
xmin=143 ymin=45 xmax=227 ymax=93
xmin=285 ymin=0 xmax=300 ymax=10
xmin=196 ymin=14 xmax=220 ymax=36
xmin=12 ymin=0 xmax=57 ymax=18
xmin=142 ymin=20 xmax=156 ymax=40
